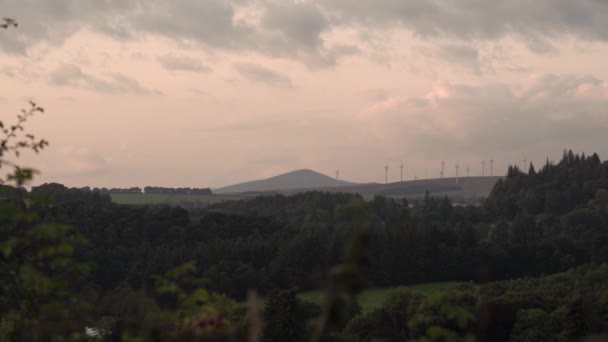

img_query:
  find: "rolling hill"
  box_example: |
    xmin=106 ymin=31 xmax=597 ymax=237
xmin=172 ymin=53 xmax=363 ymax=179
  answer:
xmin=214 ymin=169 xmax=357 ymax=194
xmin=214 ymin=168 xmax=501 ymax=203
xmin=301 ymin=176 xmax=503 ymax=202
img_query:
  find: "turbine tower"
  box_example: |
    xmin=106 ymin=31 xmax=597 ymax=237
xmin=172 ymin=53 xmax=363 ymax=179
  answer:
xmin=523 ymin=156 xmax=527 ymax=171
xmin=440 ymin=161 xmax=445 ymax=178
xmin=335 ymin=169 xmax=339 ymax=187
xmin=482 ymin=160 xmax=486 ymax=177
xmin=400 ymin=162 xmax=404 ymax=182
xmin=466 ymin=165 xmax=470 ymax=177
xmin=490 ymin=158 xmax=494 ymax=176
xmin=455 ymin=162 xmax=460 ymax=184
xmin=385 ymin=163 xmax=389 ymax=185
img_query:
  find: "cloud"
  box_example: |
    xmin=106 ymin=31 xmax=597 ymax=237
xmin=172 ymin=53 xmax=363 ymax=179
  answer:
xmin=259 ymin=0 xmax=360 ymax=67
xmin=5 ymin=0 xmax=606 ymax=69
xmin=49 ymin=64 xmax=161 ymax=95
xmin=234 ymin=63 xmax=293 ymax=88
xmin=322 ymin=1 xmax=608 ymax=46
xmin=0 ymin=0 xmax=356 ymax=67
xmin=360 ymin=74 xmax=608 ymax=158
xmin=262 ymin=1 xmax=329 ymax=50
xmin=131 ymin=1 xmax=252 ymax=49
xmin=157 ymin=54 xmax=211 ymax=73
xmin=437 ymin=43 xmax=481 ymax=74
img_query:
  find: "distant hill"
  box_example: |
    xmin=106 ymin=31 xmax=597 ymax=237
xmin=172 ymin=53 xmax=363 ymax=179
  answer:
xmin=214 ymin=169 xmax=357 ymax=194
xmin=278 ymin=176 xmax=503 ymax=203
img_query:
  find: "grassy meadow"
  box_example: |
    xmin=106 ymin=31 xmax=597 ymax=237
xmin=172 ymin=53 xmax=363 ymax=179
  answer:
xmin=110 ymin=193 xmax=244 ymax=205
xmin=299 ymin=282 xmax=465 ymax=313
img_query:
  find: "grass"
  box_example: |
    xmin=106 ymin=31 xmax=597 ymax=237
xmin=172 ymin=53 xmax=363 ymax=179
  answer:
xmin=110 ymin=193 xmax=244 ymax=205
xmin=299 ymin=282 xmax=463 ymax=313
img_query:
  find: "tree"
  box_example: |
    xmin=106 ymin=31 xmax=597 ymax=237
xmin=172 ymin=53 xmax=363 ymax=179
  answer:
xmin=0 ymin=102 xmax=48 ymax=185
xmin=263 ymin=289 xmax=310 ymax=342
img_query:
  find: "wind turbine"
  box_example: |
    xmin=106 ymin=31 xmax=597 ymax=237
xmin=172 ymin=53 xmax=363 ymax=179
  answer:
xmin=400 ymin=162 xmax=404 ymax=182
xmin=385 ymin=163 xmax=389 ymax=185
xmin=490 ymin=158 xmax=494 ymax=176
xmin=440 ymin=161 xmax=445 ymax=178
xmin=466 ymin=165 xmax=470 ymax=177
xmin=335 ymin=169 xmax=340 ymax=187
xmin=523 ymin=156 xmax=527 ymax=172
xmin=455 ymin=162 xmax=460 ymax=184
xmin=482 ymin=160 xmax=486 ymax=177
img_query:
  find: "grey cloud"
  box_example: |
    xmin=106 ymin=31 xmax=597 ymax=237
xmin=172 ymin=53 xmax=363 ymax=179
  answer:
xmin=310 ymin=44 xmax=360 ymax=68
xmin=157 ymin=54 xmax=211 ymax=73
xmin=49 ymin=64 xmax=161 ymax=95
xmin=321 ymin=0 xmax=608 ymax=50
xmin=0 ymin=0 xmax=139 ymax=54
xmin=262 ymin=1 xmax=328 ymax=50
xmin=0 ymin=0 xmax=355 ymax=67
xmin=437 ymin=43 xmax=480 ymax=74
xmin=257 ymin=1 xmax=358 ymax=67
xmin=131 ymin=1 xmax=252 ymax=49
xmin=4 ymin=0 xmax=608 ymax=67
xmin=234 ymin=63 xmax=293 ymax=88
xmin=363 ymin=74 xmax=608 ymax=159
xmin=1 ymin=0 xmax=252 ymax=54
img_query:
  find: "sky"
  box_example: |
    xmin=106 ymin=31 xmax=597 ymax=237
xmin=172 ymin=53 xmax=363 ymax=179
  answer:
xmin=1 ymin=0 xmax=608 ymax=188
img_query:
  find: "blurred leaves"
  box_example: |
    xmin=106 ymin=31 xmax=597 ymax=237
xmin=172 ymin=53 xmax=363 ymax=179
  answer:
xmin=1 ymin=18 xmax=17 ymax=29
xmin=1 ymin=102 xmax=48 ymax=186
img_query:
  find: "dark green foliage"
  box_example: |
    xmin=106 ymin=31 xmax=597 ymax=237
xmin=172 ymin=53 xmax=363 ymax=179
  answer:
xmin=481 ymin=264 xmax=608 ymax=341
xmin=342 ymin=265 xmax=608 ymax=341
xmin=509 ymin=309 xmax=551 ymax=342
xmin=144 ymin=187 xmax=212 ymax=195
xmin=344 ymin=289 xmax=423 ymax=341
xmin=7 ymin=150 xmax=608 ymax=302
xmin=4 ymin=141 xmax=608 ymax=340
xmin=263 ymin=288 xmax=316 ymax=342
xmin=343 ymin=285 xmax=478 ymax=342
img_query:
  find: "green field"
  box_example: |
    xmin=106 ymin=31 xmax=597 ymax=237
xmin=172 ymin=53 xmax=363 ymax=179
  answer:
xmin=299 ymin=282 xmax=464 ymax=313
xmin=110 ymin=193 xmax=244 ymax=205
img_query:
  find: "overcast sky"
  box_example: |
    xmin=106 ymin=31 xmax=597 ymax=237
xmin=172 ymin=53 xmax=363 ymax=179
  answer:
xmin=2 ymin=0 xmax=608 ymax=188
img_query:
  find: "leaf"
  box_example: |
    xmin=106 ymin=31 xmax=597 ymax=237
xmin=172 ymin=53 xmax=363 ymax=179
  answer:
xmin=0 ymin=237 xmax=18 ymax=258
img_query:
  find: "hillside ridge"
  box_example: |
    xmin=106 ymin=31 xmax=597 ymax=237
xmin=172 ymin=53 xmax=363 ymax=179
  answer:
xmin=214 ymin=169 xmax=357 ymax=194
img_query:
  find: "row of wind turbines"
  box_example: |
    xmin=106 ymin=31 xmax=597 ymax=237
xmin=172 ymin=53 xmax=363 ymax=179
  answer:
xmin=334 ymin=156 xmax=533 ymax=186
xmin=386 ymin=159 xmax=495 ymax=184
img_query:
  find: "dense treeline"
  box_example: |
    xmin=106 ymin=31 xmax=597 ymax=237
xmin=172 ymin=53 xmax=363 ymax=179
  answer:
xmin=17 ymin=150 xmax=608 ymax=299
xmin=144 ymin=186 xmax=213 ymax=195
xmin=33 ymin=186 xmax=215 ymax=195
xmin=104 ymin=187 xmax=143 ymax=194
xmin=3 ymin=149 xmax=608 ymax=340
xmin=340 ymin=264 xmax=608 ymax=341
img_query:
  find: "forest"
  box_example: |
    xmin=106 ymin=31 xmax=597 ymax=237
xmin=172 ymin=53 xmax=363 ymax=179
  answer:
xmin=2 ymin=149 xmax=608 ymax=341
